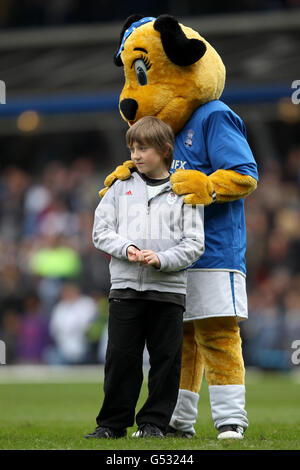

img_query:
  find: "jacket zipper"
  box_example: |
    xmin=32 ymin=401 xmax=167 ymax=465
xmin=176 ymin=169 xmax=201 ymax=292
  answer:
xmin=138 ymin=182 xmax=172 ymax=291
xmin=137 ymin=188 xmax=150 ymax=291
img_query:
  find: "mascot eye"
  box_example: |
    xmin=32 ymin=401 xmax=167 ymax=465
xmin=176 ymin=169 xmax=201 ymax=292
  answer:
xmin=134 ymin=59 xmax=149 ymax=86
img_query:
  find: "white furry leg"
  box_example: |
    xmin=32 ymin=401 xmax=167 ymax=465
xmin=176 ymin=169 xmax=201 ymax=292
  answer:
xmin=169 ymin=389 xmax=199 ymax=436
xmin=209 ymin=384 xmax=248 ymax=435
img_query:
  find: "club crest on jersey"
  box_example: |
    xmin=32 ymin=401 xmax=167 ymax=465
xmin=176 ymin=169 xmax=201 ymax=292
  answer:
xmin=167 ymin=191 xmax=177 ymax=205
xmin=184 ymin=129 xmax=194 ymax=148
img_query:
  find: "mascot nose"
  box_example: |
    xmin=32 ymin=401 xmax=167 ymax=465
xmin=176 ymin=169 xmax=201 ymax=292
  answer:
xmin=120 ymin=98 xmax=138 ymax=121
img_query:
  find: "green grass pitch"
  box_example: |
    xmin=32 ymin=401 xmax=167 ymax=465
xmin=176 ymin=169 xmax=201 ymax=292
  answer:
xmin=0 ymin=372 xmax=299 ymax=450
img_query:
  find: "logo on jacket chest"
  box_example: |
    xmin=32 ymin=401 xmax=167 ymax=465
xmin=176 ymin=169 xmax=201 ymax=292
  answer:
xmin=167 ymin=192 xmax=178 ymax=205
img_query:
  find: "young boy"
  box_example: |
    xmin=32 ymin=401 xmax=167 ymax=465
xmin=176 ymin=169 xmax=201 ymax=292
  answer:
xmin=86 ymin=116 xmax=204 ymax=439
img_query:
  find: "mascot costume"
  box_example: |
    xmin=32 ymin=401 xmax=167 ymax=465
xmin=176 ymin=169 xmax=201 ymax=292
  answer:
xmin=100 ymin=14 xmax=258 ymax=439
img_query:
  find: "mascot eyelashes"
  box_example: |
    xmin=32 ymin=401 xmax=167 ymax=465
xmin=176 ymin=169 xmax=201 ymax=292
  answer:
xmin=100 ymin=14 xmax=258 ymax=440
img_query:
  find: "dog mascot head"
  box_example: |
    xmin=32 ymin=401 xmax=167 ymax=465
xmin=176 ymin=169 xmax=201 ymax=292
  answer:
xmin=114 ymin=14 xmax=226 ymax=134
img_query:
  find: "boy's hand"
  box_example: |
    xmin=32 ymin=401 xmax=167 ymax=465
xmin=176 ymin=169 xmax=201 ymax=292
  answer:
xmin=127 ymin=245 xmax=146 ymax=264
xmin=140 ymin=250 xmax=161 ymax=269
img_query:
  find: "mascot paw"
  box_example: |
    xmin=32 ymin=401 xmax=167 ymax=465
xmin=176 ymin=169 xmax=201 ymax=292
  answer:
xmin=104 ymin=165 xmax=130 ymax=187
xmin=104 ymin=160 xmax=136 ymax=187
xmin=98 ymin=186 xmax=109 ymax=198
xmin=99 ymin=161 xmax=136 ymax=198
xmin=122 ymin=160 xmax=136 ymax=169
xmin=183 ymin=193 xmax=205 ymax=205
xmin=171 ymin=169 xmax=214 ymax=205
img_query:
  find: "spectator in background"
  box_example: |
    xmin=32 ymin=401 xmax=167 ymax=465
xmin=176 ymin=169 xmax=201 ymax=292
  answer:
xmin=45 ymin=282 xmax=97 ymax=365
xmin=28 ymin=232 xmax=82 ymax=314
xmin=17 ymin=292 xmax=49 ymax=363
xmin=283 ymin=146 xmax=300 ymax=186
xmin=85 ymin=292 xmax=109 ymax=364
xmin=23 ymin=183 xmax=52 ymax=237
xmin=241 ymin=284 xmax=288 ymax=370
xmin=0 ymin=166 xmax=29 ymax=243
xmin=0 ymin=306 xmax=20 ymax=364
xmin=282 ymin=280 xmax=300 ymax=369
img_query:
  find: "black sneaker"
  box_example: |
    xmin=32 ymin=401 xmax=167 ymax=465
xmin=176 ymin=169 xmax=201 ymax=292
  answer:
xmin=166 ymin=425 xmax=194 ymax=439
xmin=132 ymin=423 xmax=164 ymax=438
xmin=217 ymin=425 xmax=244 ymax=440
xmin=85 ymin=425 xmax=126 ymax=439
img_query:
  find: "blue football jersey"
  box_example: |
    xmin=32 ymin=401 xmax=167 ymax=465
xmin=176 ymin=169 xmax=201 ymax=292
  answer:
xmin=171 ymin=100 xmax=258 ymax=274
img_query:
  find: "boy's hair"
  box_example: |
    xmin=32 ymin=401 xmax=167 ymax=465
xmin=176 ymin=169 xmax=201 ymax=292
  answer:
xmin=126 ymin=116 xmax=174 ymax=170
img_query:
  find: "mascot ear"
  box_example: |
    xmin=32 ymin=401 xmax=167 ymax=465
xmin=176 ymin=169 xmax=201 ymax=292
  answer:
xmin=113 ymin=14 xmax=144 ymax=66
xmin=154 ymin=14 xmax=206 ymax=66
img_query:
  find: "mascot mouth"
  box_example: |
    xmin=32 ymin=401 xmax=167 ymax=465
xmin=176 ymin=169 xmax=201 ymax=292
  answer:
xmin=127 ymin=107 xmax=164 ymax=127
xmin=127 ymin=99 xmax=178 ymax=127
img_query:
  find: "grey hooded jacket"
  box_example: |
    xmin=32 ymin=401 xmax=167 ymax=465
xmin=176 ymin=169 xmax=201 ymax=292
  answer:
xmin=93 ymin=172 xmax=204 ymax=295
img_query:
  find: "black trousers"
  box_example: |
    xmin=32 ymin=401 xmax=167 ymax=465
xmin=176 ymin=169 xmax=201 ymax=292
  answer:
xmin=96 ymin=298 xmax=184 ymax=432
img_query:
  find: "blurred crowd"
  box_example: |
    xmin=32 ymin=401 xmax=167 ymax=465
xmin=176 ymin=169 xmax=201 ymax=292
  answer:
xmin=0 ymin=143 xmax=300 ymax=371
xmin=241 ymin=145 xmax=300 ymax=371
xmin=0 ymin=157 xmax=111 ymax=365
xmin=0 ymin=0 xmax=299 ymax=28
